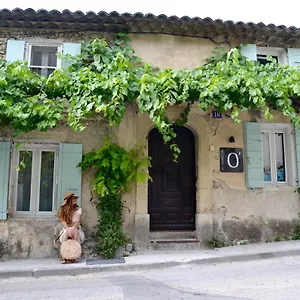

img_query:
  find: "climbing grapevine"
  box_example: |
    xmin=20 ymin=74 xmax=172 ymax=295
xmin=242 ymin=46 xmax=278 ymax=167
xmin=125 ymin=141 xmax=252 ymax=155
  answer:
xmin=1 ymin=33 xmax=300 ymax=144
xmin=78 ymin=138 xmax=150 ymax=258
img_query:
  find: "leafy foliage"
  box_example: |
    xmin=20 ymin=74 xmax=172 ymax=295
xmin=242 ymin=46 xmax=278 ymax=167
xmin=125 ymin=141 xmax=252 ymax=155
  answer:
xmin=292 ymin=223 xmax=300 ymax=240
xmin=2 ymin=33 xmax=300 ymax=255
xmin=206 ymin=235 xmax=226 ymax=248
xmin=1 ymin=34 xmax=300 ymax=144
xmin=0 ymin=60 xmax=64 ymax=137
xmin=62 ymin=34 xmax=144 ymax=130
xmin=93 ymin=194 xmax=126 ymax=259
xmin=78 ymin=138 xmax=149 ymax=258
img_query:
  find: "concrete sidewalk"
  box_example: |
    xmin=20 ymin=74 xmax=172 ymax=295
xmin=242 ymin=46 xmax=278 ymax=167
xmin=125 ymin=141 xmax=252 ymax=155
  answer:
xmin=1 ymin=240 xmax=300 ymax=279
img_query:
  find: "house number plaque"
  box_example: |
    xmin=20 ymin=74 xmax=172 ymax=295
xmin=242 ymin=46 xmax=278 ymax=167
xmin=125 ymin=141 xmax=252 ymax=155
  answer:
xmin=220 ymin=148 xmax=244 ymax=173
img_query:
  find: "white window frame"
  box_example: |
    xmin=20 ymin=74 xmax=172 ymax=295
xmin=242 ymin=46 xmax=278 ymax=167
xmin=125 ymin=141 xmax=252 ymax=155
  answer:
xmin=261 ymin=123 xmax=296 ymax=186
xmin=256 ymin=47 xmax=288 ymax=65
xmin=10 ymin=143 xmax=59 ymax=218
xmin=24 ymin=40 xmax=62 ymax=75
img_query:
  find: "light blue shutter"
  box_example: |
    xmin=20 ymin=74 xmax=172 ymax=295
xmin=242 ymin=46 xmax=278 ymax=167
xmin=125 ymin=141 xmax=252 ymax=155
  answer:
xmin=0 ymin=142 xmax=11 ymax=220
xmin=240 ymin=44 xmax=257 ymax=61
xmin=295 ymin=129 xmax=300 ymax=187
xmin=243 ymin=122 xmax=264 ymax=188
xmin=6 ymin=40 xmax=25 ymax=62
xmin=62 ymin=42 xmax=81 ymax=69
xmin=57 ymin=143 xmax=82 ymax=209
xmin=287 ymin=48 xmax=300 ymax=67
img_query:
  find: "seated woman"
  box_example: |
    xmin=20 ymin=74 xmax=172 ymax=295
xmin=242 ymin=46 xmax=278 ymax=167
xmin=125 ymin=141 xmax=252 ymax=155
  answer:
xmin=57 ymin=192 xmax=85 ymax=264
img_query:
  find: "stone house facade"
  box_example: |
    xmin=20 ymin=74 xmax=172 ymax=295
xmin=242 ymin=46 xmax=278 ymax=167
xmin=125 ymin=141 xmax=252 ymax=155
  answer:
xmin=1 ymin=8 xmax=300 ymax=258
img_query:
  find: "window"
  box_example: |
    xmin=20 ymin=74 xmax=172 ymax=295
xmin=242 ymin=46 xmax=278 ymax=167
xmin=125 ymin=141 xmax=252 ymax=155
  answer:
xmin=11 ymin=144 xmax=58 ymax=216
xmin=25 ymin=42 xmax=62 ymax=77
xmin=261 ymin=124 xmax=294 ymax=185
xmin=256 ymin=47 xmax=287 ymax=65
xmin=257 ymin=54 xmax=278 ymax=65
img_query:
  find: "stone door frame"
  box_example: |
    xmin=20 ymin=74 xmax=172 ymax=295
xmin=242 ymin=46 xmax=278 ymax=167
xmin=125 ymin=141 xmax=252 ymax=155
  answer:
xmin=134 ymin=107 xmax=214 ymax=250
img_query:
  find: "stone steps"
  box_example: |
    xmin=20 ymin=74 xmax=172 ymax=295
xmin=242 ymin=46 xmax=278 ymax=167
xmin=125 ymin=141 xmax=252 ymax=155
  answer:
xmin=149 ymin=238 xmax=201 ymax=250
xmin=149 ymin=231 xmax=197 ymax=240
xmin=149 ymin=231 xmax=201 ymax=250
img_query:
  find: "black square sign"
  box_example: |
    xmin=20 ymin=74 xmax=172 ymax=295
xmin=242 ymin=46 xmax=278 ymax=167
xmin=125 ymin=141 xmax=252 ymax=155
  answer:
xmin=220 ymin=148 xmax=244 ymax=173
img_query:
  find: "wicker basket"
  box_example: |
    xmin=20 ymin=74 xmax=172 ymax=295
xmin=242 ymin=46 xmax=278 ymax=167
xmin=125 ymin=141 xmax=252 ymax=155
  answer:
xmin=60 ymin=239 xmax=82 ymax=260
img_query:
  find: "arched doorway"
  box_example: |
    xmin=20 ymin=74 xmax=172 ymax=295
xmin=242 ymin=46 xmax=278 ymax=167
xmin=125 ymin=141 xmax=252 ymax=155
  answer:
xmin=148 ymin=126 xmax=196 ymax=231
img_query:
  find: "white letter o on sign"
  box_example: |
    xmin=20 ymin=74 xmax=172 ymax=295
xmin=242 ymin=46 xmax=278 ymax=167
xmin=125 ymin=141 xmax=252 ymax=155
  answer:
xmin=227 ymin=152 xmax=239 ymax=168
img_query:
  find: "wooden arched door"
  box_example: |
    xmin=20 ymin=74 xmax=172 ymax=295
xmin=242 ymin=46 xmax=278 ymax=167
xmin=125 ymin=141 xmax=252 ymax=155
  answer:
xmin=148 ymin=126 xmax=196 ymax=231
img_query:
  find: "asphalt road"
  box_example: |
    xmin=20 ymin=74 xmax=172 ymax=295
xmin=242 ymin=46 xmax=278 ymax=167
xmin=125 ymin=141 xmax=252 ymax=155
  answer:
xmin=1 ymin=256 xmax=299 ymax=300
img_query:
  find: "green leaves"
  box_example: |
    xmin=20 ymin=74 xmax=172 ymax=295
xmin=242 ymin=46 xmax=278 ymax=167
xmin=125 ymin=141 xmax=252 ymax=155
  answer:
xmin=3 ymin=35 xmax=297 ymax=257
xmin=1 ymin=34 xmax=300 ymax=150
xmin=78 ymin=139 xmax=149 ymax=258
xmin=0 ymin=59 xmax=64 ymax=134
xmin=79 ymin=138 xmax=150 ymax=198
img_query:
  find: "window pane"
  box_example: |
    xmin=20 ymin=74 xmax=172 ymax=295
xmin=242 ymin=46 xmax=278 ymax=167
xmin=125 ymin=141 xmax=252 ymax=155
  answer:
xmin=16 ymin=151 xmax=32 ymax=211
xmin=48 ymin=51 xmax=57 ymax=67
xmin=262 ymin=132 xmax=271 ymax=182
xmin=39 ymin=151 xmax=55 ymax=212
xmin=257 ymin=54 xmax=278 ymax=65
xmin=36 ymin=68 xmax=55 ymax=77
xmin=31 ymin=47 xmax=42 ymax=65
xmin=47 ymin=69 xmax=55 ymax=77
xmin=275 ymin=133 xmax=286 ymax=182
xmin=30 ymin=46 xmax=57 ymax=67
xmin=30 ymin=67 xmax=42 ymax=75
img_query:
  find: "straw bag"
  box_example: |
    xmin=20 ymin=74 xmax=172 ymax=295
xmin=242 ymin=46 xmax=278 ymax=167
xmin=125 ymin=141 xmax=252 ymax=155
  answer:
xmin=60 ymin=239 xmax=82 ymax=260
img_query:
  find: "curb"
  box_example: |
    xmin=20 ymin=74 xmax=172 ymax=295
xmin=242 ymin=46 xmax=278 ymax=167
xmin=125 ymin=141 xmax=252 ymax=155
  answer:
xmin=1 ymin=249 xmax=300 ymax=279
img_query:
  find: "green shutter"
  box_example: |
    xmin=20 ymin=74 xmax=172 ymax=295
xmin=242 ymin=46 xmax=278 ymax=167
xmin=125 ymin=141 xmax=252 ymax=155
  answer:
xmin=6 ymin=40 xmax=25 ymax=62
xmin=243 ymin=122 xmax=264 ymax=188
xmin=240 ymin=44 xmax=257 ymax=61
xmin=288 ymin=48 xmax=300 ymax=67
xmin=295 ymin=128 xmax=300 ymax=187
xmin=62 ymin=42 xmax=81 ymax=69
xmin=0 ymin=142 xmax=11 ymax=220
xmin=57 ymin=143 xmax=82 ymax=209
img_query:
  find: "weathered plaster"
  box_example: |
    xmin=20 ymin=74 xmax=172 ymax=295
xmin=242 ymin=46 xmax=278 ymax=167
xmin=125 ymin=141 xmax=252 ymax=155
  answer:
xmin=210 ymin=112 xmax=299 ymax=243
xmin=1 ymin=29 xmax=299 ymax=257
xmin=212 ymin=178 xmax=300 ymax=243
xmin=0 ymin=117 xmax=108 ymax=258
xmin=129 ymin=34 xmax=228 ymax=69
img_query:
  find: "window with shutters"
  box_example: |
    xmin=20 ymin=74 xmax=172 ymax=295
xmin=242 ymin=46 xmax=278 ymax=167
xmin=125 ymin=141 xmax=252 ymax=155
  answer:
xmin=261 ymin=124 xmax=295 ymax=185
xmin=11 ymin=144 xmax=58 ymax=217
xmin=25 ymin=42 xmax=62 ymax=77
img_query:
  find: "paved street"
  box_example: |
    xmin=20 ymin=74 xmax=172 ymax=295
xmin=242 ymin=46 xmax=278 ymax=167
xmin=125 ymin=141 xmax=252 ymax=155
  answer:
xmin=1 ymin=256 xmax=300 ymax=300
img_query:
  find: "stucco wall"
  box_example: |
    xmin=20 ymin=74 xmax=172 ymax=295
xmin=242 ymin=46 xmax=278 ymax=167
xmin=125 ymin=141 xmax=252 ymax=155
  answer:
xmin=130 ymin=34 xmax=225 ymax=69
xmin=127 ymin=34 xmax=300 ymax=245
xmin=1 ymin=29 xmax=299 ymax=257
xmin=0 ymin=29 xmax=113 ymax=258
xmin=209 ymin=112 xmax=300 ymax=242
xmin=0 ymin=118 xmax=108 ymax=258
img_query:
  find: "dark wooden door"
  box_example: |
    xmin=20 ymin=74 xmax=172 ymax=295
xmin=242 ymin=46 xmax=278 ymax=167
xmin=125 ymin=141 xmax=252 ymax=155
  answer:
xmin=148 ymin=126 xmax=196 ymax=231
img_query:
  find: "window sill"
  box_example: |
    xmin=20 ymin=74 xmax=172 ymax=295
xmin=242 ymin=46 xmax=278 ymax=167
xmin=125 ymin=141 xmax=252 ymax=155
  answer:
xmin=10 ymin=215 xmax=58 ymax=221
